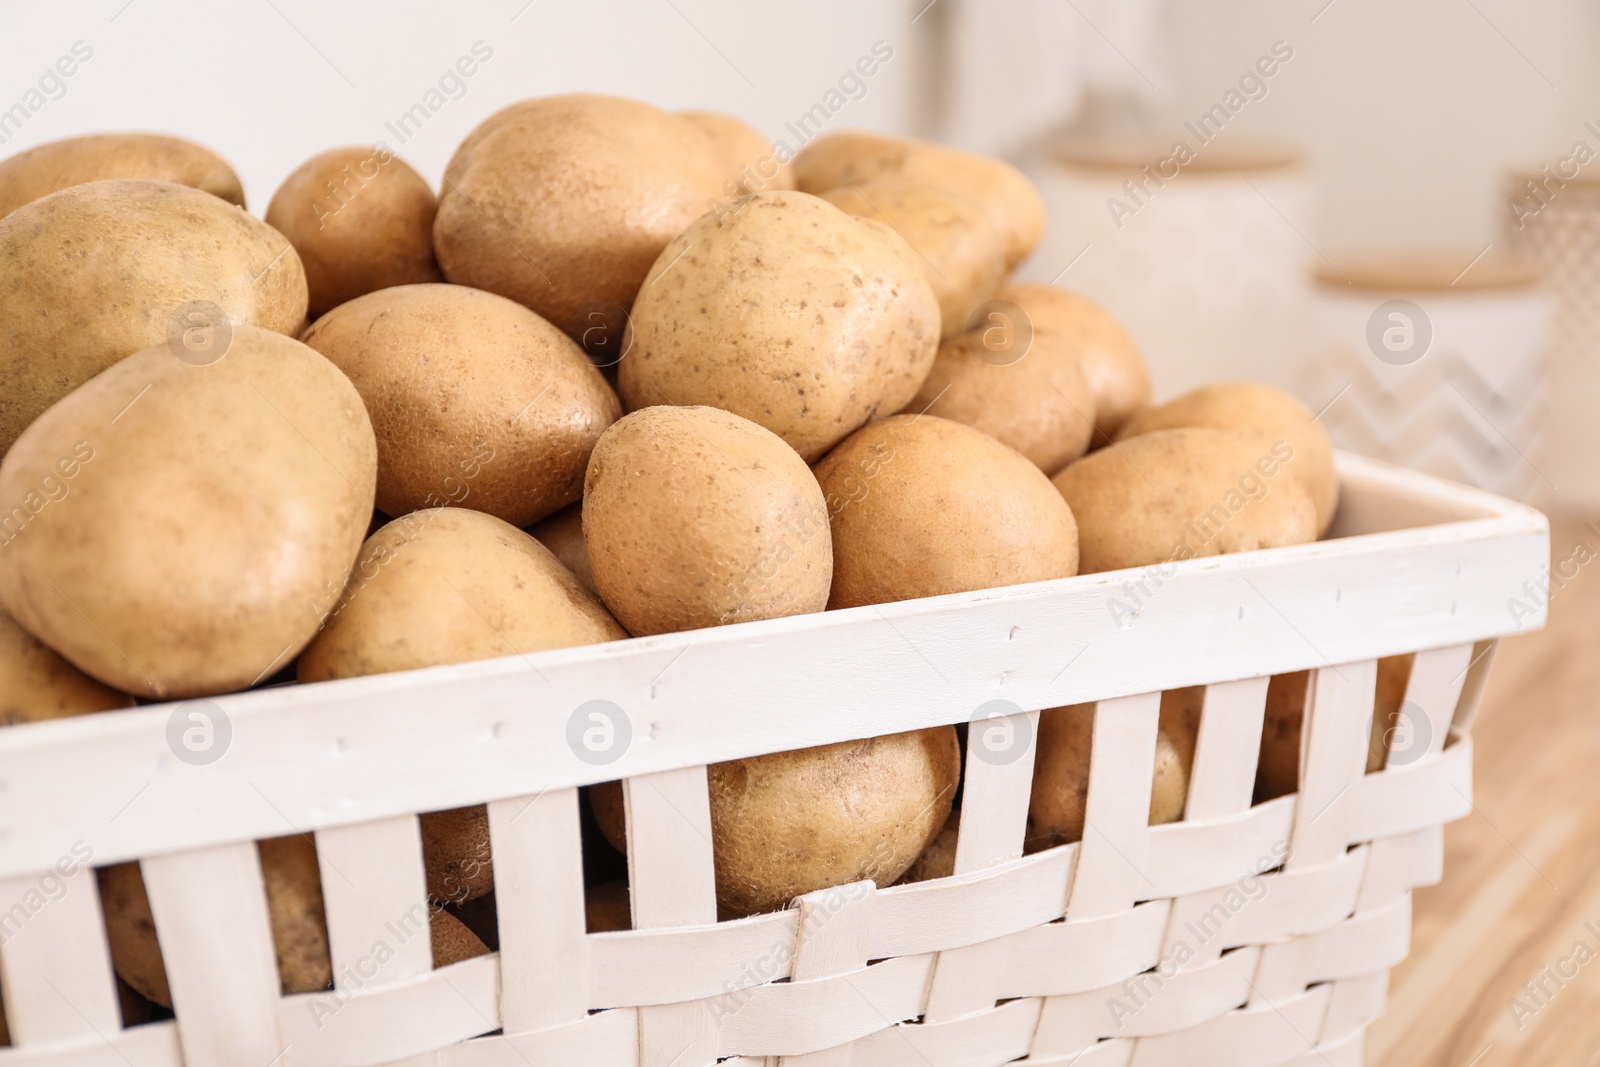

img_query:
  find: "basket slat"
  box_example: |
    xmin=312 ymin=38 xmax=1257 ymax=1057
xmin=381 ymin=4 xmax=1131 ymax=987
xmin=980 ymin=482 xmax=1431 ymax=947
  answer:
xmin=589 ymin=911 xmax=796 ymax=1008
xmin=716 ymin=953 xmax=932 ymax=1058
xmin=0 ymin=1021 xmax=180 ymax=1067
xmin=486 ymin=788 xmax=587 ymax=1032
xmin=1127 ymin=983 xmax=1330 ymax=1067
xmin=1184 ymin=678 xmax=1270 ymax=821
xmin=315 ymin=815 xmax=432 ymax=988
xmin=0 ymin=864 xmax=119 ymax=1045
xmin=952 ymin=708 xmax=1038 ymax=874
xmin=849 ymin=995 xmax=1039 ymax=1066
xmin=995 ymin=900 xmax=1168 ymax=999
xmin=870 ymin=846 xmax=1075 ymax=958
xmin=1395 ymin=644 xmax=1473 ymax=766
xmin=140 ymin=843 xmax=284 ymax=1067
xmin=1069 ymin=694 xmax=1161 ymax=919
xmin=1286 ymin=661 xmax=1378 ymax=873
xmin=1099 ymin=944 xmax=1261 ymax=1039
xmin=1140 ymin=796 xmax=1293 ymax=900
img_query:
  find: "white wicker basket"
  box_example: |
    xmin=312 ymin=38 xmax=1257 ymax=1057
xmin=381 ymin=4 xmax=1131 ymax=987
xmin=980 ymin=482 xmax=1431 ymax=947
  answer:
xmin=0 ymin=452 xmax=1547 ymax=1067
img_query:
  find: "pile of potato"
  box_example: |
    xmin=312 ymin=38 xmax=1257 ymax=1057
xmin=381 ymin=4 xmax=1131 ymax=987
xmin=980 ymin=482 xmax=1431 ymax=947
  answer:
xmin=0 ymin=95 xmax=1343 ymax=1007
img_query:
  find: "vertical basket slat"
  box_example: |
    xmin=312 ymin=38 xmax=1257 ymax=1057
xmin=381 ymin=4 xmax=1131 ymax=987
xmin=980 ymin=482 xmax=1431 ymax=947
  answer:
xmin=487 ymin=788 xmax=588 ymax=1034
xmin=774 ymin=882 xmax=876 ymax=1067
xmin=1068 ymin=693 xmax=1161 ymax=920
xmin=1390 ymin=643 xmax=1473 ymax=767
xmin=1448 ymin=639 xmax=1500 ymax=739
xmin=314 ymin=815 xmax=432 ymax=988
xmin=951 ymin=708 xmax=1039 ymax=874
xmin=624 ymin=766 xmax=720 ymax=1067
xmin=1285 ymin=661 xmax=1379 ymax=873
xmin=140 ymin=842 xmax=284 ymax=1067
xmin=0 ymin=863 xmax=120 ymax=1045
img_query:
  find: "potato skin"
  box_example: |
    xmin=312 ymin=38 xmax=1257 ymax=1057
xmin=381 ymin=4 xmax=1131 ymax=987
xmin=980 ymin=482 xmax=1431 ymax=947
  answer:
xmin=1258 ymin=655 xmax=1413 ymax=799
xmin=0 ymin=327 xmax=374 ymax=699
xmin=997 ymin=283 xmax=1151 ymax=439
xmin=1 ymin=608 xmax=133 ymax=725
xmin=530 ymin=503 xmax=596 ymax=595
xmin=1052 ymin=428 xmax=1317 ymax=575
xmin=266 ymin=146 xmax=443 ymax=317
xmin=815 ymin=415 xmax=1079 ymax=609
xmin=0 ymin=180 xmax=306 ymax=457
xmin=582 ymin=406 xmax=832 ymax=636
xmin=300 ymin=284 xmax=620 ymax=526
xmin=592 ymin=726 xmax=960 ymax=916
xmin=679 ymin=110 xmax=794 ymax=197
xmin=618 ymin=190 xmax=941 ymax=462
xmin=907 ymin=326 xmax=1096 ymax=474
xmin=435 ymin=94 xmax=726 ymax=350
xmin=298 ymin=507 xmax=625 ymax=683
xmin=0 ymin=132 xmax=244 ymax=220
xmin=820 ymin=179 xmax=1005 ymax=339
xmin=793 ymin=131 xmax=1045 ymax=269
xmin=1115 ymin=382 xmax=1338 ymax=534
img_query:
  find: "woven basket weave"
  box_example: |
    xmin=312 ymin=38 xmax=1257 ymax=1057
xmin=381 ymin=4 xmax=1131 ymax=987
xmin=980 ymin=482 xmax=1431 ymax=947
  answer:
xmin=0 ymin=453 xmax=1547 ymax=1067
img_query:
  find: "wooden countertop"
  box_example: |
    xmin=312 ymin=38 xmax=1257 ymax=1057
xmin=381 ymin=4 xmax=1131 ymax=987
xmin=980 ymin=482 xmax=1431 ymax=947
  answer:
xmin=1371 ymin=517 xmax=1600 ymax=1065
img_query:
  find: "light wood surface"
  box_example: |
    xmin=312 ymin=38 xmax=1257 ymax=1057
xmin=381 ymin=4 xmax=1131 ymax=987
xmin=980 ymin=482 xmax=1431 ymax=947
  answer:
xmin=1371 ymin=516 xmax=1600 ymax=1066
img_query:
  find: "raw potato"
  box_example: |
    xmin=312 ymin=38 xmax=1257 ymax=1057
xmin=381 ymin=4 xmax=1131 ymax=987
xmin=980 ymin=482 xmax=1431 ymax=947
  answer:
xmin=1 ymin=608 xmax=134 ymax=725
xmin=819 ymin=179 xmax=1005 ymax=339
xmin=0 ymin=328 xmax=375 ymax=698
xmin=679 ymin=110 xmax=794 ymax=196
xmin=266 ymin=146 xmax=443 ymax=317
xmin=1369 ymin=653 xmax=1416 ymax=770
xmin=1258 ymin=656 xmax=1415 ymax=799
xmin=907 ymin=327 xmax=1097 ymax=473
xmin=592 ymin=727 xmax=960 ymax=916
xmin=582 ymin=406 xmax=832 ymax=636
xmin=585 ymin=880 xmax=633 ymax=932
xmin=815 ymin=415 xmax=1080 ymax=609
xmin=297 ymin=508 xmax=626 ymax=902
xmin=431 ymin=908 xmax=492 ymax=967
xmin=0 ymin=132 xmax=244 ymax=220
xmin=792 ymin=130 xmax=1046 ymax=268
xmin=530 ymin=504 xmax=596 ymax=595
xmin=997 ymin=282 xmax=1151 ymax=439
xmin=1115 ymin=382 xmax=1339 ymax=534
xmin=1025 ymin=694 xmax=1198 ymax=851
xmin=0 ymin=180 xmax=307 ymax=457
xmin=300 ymin=284 xmax=620 ymax=526
xmin=618 ymin=190 xmax=941 ymax=462
xmin=1052 ymin=428 xmax=1318 ymax=574
xmin=435 ymin=94 xmax=726 ymax=356
xmin=899 ymin=810 xmax=959 ymax=883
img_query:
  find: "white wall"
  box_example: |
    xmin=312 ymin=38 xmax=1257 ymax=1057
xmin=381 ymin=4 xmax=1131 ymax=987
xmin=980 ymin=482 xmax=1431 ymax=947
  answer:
xmin=0 ymin=0 xmax=926 ymax=209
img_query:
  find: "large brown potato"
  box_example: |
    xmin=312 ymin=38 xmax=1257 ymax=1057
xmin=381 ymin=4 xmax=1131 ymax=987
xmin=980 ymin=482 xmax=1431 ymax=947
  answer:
xmin=0 ymin=132 xmax=244 ymax=220
xmin=300 ymin=284 xmax=620 ymax=526
xmin=266 ymin=146 xmax=443 ymax=317
xmin=298 ymin=507 xmax=626 ymax=903
xmin=815 ymin=415 xmax=1079 ymax=609
xmin=620 ymin=191 xmax=941 ymax=462
xmin=1115 ymin=383 xmax=1338 ymax=534
xmin=793 ymin=131 xmax=1045 ymax=268
xmin=434 ymin=94 xmax=725 ymax=356
xmin=0 ymin=180 xmax=306 ymax=456
xmin=819 ymin=179 xmax=1005 ymax=339
xmin=1 ymin=608 xmax=134 ymax=725
xmin=582 ymin=406 xmax=831 ymax=636
xmin=0 ymin=328 xmax=374 ymax=698
xmin=679 ymin=110 xmax=794 ymax=197
xmin=592 ymin=727 xmax=959 ymax=916
xmin=1052 ymin=428 xmax=1317 ymax=574
xmin=907 ymin=325 xmax=1096 ymax=474
xmin=997 ymin=283 xmax=1151 ymax=439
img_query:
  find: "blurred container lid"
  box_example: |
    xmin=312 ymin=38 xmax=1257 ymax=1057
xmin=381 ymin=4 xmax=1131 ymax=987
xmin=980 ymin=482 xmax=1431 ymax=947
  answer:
xmin=1314 ymin=252 xmax=1540 ymax=291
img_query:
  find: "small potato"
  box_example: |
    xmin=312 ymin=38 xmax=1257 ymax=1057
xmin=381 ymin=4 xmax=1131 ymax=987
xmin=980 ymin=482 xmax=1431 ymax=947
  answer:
xmin=300 ymin=284 xmax=620 ymax=526
xmin=0 ymin=328 xmax=374 ymax=699
xmin=1 ymin=609 xmax=134 ymax=725
xmin=530 ymin=503 xmax=596 ymax=595
xmin=1026 ymin=695 xmax=1197 ymax=851
xmin=431 ymin=908 xmax=492 ymax=967
xmin=583 ymin=406 xmax=831 ymax=636
xmin=815 ymin=415 xmax=1079 ymax=609
xmin=422 ymin=806 xmax=495 ymax=905
xmin=907 ymin=326 xmax=1096 ymax=474
xmin=0 ymin=132 xmax=244 ymax=220
xmin=1115 ymin=383 xmax=1338 ymax=535
xmin=0 ymin=180 xmax=306 ymax=457
xmin=679 ymin=110 xmax=794 ymax=197
xmin=899 ymin=809 xmax=959 ymax=883
xmin=266 ymin=146 xmax=443 ymax=317
xmin=996 ymin=283 xmax=1151 ymax=439
xmin=820 ymin=179 xmax=1005 ymax=339
xmin=592 ymin=726 xmax=960 ymax=916
xmin=435 ymin=94 xmax=726 ymax=357
xmin=793 ymin=131 xmax=1045 ymax=268
xmin=1052 ymin=428 xmax=1318 ymax=574
xmin=620 ymin=191 xmax=940 ymax=462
